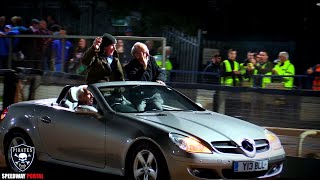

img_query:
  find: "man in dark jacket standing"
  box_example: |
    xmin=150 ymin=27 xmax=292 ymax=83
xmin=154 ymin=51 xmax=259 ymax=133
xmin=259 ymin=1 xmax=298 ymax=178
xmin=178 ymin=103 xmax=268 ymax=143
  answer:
xmin=81 ymin=33 xmax=124 ymax=84
xmin=125 ymin=42 xmax=166 ymax=84
xmin=202 ymin=54 xmax=222 ymax=84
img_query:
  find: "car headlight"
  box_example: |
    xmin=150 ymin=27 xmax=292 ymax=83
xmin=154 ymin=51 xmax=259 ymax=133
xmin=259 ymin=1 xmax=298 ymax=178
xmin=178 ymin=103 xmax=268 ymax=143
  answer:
xmin=265 ymin=129 xmax=283 ymax=150
xmin=169 ymin=133 xmax=212 ymax=154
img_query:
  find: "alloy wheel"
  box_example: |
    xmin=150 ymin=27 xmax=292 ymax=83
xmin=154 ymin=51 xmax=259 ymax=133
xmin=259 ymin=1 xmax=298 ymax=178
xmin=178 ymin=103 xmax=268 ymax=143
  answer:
xmin=133 ymin=150 xmax=158 ymax=180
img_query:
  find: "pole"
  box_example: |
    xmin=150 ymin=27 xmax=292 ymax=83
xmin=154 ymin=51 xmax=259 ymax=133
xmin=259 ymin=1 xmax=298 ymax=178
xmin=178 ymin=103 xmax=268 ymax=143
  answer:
xmin=162 ymin=37 xmax=167 ymax=75
xmin=61 ymin=39 xmax=65 ymax=72
xmin=8 ymin=37 xmax=13 ymax=69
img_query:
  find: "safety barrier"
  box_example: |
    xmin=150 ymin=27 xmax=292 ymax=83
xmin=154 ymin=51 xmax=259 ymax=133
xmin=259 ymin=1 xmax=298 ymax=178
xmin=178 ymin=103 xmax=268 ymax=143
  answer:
xmin=167 ymin=70 xmax=318 ymax=90
xmin=265 ymin=127 xmax=320 ymax=158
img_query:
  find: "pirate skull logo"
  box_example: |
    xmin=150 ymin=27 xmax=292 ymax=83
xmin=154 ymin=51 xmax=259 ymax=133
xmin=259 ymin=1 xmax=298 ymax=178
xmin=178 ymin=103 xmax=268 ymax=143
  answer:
xmin=18 ymin=153 xmax=28 ymax=163
xmin=11 ymin=144 xmax=35 ymax=172
xmin=14 ymin=152 xmax=31 ymax=165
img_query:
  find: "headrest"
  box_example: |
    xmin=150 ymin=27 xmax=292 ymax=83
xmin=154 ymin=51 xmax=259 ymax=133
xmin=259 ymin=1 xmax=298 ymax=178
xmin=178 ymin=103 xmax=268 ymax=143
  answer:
xmin=68 ymin=86 xmax=79 ymax=103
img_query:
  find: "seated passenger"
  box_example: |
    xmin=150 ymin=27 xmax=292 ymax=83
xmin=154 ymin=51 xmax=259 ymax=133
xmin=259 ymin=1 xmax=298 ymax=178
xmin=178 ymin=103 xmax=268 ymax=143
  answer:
xmin=146 ymin=93 xmax=164 ymax=111
xmin=129 ymin=88 xmax=164 ymax=112
xmin=75 ymin=85 xmax=98 ymax=112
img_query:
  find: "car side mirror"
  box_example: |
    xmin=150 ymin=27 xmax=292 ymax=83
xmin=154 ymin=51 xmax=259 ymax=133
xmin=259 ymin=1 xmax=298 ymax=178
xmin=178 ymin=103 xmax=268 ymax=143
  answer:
xmin=196 ymin=103 xmax=203 ymax=108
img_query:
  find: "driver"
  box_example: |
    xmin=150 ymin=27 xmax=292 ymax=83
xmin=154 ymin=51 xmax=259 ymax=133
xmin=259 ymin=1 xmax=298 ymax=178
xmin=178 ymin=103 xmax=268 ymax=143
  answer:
xmin=75 ymin=85 xmax=98 ymax=112
xmin=107 ymin=87 xmax=136 ymax=112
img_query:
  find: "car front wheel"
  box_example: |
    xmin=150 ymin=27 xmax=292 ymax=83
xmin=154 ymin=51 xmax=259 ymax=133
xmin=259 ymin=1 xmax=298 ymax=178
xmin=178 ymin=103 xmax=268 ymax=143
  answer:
xmin=4 ymin=132 xmax=36 ymax=172
xmin=126 ymin=142 xmax=169 ymax=180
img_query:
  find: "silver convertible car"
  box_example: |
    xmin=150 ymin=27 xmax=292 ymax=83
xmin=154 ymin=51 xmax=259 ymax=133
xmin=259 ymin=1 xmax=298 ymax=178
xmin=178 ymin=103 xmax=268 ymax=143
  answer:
xmin=0 ymin=81 xmax=285 ymax=179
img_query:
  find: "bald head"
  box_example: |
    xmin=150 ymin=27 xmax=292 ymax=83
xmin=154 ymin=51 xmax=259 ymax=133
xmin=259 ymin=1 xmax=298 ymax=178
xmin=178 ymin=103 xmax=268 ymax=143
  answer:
xmin=131 ymin=42 xmax=150 ymax=67
xmin=131 ymin=42 xmax=149 ymax=56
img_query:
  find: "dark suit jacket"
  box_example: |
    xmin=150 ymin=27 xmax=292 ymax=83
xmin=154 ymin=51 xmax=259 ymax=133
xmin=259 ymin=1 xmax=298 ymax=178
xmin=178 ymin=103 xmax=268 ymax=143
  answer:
xmin=124 ymin=56 xmax=166 ymax=82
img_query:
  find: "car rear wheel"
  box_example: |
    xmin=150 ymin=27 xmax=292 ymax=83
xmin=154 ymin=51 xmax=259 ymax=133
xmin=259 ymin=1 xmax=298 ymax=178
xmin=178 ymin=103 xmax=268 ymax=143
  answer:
xmin=126 ymin=142 xmax=169 ymax=180
xmin=4 ymin=132 xmax=36 ymax=172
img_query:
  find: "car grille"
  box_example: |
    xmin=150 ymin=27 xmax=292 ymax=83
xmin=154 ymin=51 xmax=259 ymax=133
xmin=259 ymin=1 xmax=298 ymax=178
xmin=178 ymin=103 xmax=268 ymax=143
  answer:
xmin=211 ymin=141 xmax=241 ymax=154
xmin=211 ymin=139 xmax=269 ymax=154
xmin=254 ymin=139 xmax=270 ymax=153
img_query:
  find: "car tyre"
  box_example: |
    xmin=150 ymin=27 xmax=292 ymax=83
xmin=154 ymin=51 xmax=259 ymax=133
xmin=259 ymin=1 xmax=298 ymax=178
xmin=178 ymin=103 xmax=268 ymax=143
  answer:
xmin=126 ymin=142 xmax=169 ymax=180
xmin=4 ymin=131 xmax=37 ymax=172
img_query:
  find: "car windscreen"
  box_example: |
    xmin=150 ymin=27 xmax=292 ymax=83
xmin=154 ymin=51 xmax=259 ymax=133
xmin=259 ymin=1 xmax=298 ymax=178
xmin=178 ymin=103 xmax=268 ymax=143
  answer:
xmin=99 ymin=85 xmax=203 ymax=113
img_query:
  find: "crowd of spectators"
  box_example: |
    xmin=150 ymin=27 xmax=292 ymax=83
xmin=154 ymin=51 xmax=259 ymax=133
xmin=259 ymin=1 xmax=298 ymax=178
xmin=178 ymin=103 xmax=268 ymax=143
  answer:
xmin=202 ymin=49 xmax=319 ymax=90
xmin=0 ymin=15 xmax=319 ymax=90
xmin=0 ymin=15 xmax=88 ymax=74
xmin=0 ymin=15 xmax=173 ymax=76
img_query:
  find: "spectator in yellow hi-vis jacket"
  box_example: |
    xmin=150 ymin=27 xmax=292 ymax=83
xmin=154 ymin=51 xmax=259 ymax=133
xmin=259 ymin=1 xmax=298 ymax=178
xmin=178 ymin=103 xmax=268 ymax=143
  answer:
xmin=272 ymin=51 xmax=295 ymax=89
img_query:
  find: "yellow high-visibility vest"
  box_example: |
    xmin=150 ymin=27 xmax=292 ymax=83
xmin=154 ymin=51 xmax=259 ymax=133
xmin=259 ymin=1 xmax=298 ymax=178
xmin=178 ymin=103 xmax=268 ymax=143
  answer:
xmin=220 ymin=60 xmax=240 ymax=86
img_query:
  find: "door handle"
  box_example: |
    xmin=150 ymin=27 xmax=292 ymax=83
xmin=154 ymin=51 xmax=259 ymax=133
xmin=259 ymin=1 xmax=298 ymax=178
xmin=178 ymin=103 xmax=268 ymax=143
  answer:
xmin=40 ymin=116 xmax=51 ymax=123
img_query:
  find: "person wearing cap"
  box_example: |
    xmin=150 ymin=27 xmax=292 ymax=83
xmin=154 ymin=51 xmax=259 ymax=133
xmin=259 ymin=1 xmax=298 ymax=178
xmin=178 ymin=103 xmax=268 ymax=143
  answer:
xmin=272 ymin=51 xmax=295 ymax=89
xmin=81 ymin=33 xmax=124 ymax=84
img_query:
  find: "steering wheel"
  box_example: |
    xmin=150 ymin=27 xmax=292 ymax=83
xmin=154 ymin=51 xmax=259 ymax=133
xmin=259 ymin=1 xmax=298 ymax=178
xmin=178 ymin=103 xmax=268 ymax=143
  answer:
xmin=111 ymin=102 xmax=122 ymax=109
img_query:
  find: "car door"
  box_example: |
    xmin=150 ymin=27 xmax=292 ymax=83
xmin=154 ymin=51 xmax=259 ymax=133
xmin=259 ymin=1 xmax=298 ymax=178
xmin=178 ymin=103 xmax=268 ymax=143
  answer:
xmin=37 ymin=105 xmax=106 ymax=168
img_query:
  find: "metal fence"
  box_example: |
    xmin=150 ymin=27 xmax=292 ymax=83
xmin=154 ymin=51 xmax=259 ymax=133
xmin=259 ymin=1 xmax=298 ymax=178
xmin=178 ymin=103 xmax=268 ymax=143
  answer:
xmin=166 ymin=70 xmax=319 ymax=90
xmin=162 ymin=27 xmax=201 ymax=82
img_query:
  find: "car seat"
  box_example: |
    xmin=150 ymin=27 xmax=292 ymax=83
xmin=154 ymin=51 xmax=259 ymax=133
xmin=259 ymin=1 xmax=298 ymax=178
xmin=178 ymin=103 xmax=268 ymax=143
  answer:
xmin=62 ymin=86 xmax=80 ymax=110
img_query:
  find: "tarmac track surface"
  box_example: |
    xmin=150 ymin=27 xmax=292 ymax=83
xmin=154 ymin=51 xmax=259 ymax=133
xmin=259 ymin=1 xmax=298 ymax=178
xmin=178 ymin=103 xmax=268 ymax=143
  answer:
xmin=0 ymin=162 xmax=125 ymax=180
xmin=0 ymin=161 xmax=294 ymax=180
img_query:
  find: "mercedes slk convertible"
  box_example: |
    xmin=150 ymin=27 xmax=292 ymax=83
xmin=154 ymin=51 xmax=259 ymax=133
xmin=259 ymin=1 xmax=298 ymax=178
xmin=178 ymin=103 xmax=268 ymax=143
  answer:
xmin=0 ymin=81 xmax=285 ymax=179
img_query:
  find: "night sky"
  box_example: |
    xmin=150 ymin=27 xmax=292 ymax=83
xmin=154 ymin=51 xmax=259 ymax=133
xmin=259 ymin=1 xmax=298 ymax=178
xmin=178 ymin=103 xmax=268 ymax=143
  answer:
xmin=1 ymin=0 xmax=319 ymax=72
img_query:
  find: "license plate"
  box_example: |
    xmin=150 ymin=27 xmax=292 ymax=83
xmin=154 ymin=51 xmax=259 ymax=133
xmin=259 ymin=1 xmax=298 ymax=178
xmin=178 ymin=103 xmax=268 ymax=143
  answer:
xmin=234 ymin=160 xmax=268 ymax=172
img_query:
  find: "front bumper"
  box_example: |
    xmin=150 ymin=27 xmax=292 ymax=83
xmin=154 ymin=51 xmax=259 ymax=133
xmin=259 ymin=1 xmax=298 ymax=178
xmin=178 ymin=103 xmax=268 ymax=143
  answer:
xmin=166 ymin=148 xmax=285 ymax=180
